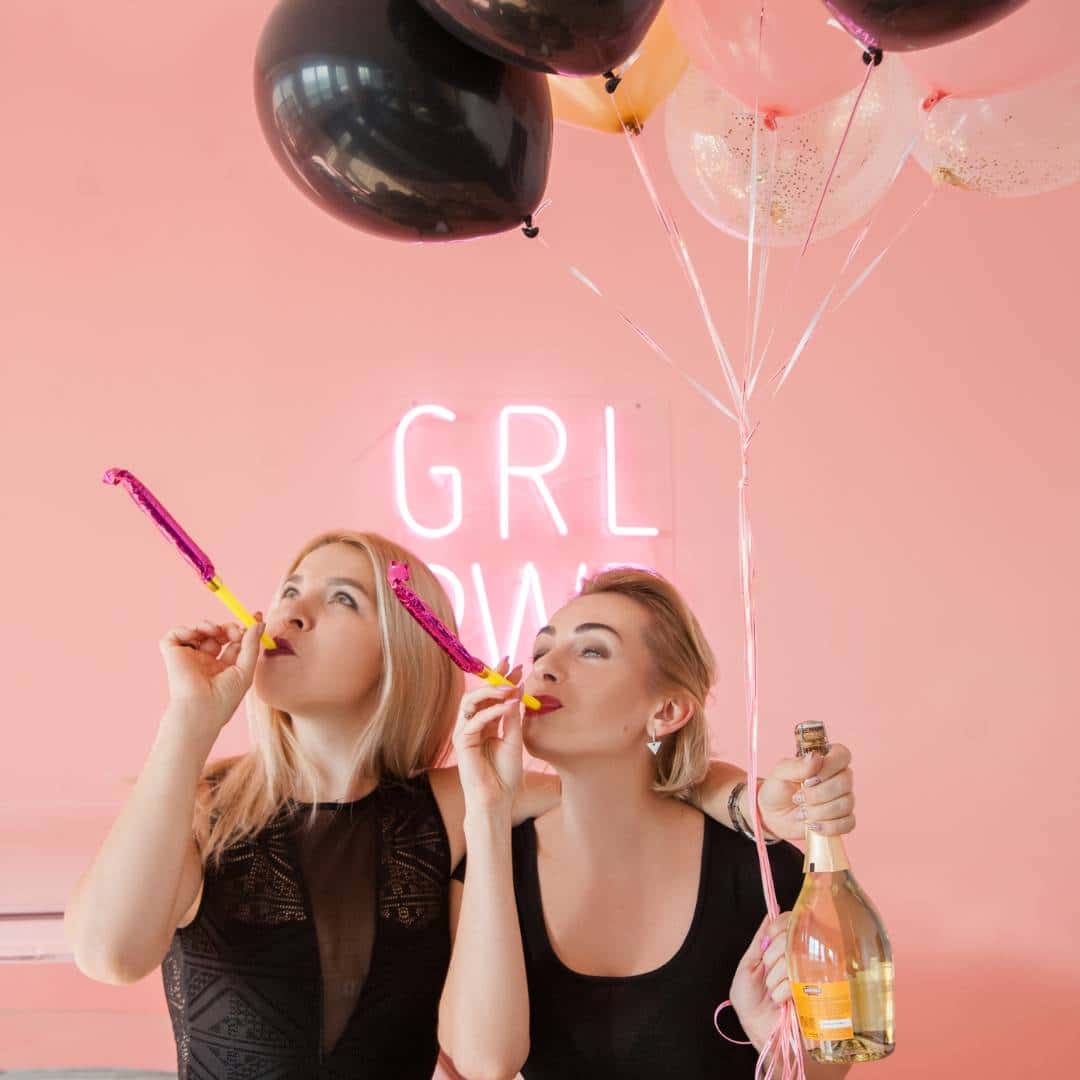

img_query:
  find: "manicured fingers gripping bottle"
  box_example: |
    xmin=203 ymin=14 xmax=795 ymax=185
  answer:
xmin=787 ymin=721 xmax=895 ymax=1063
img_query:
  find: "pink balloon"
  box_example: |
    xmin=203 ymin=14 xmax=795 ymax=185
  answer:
xmin=904 ymin=0 xmax=1080 ymax=99
xmin=666 ymin=0 xmax=867 ymax=114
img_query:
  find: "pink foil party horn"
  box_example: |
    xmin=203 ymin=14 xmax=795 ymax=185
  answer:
xmin=104 ymin=468 xmax=277 ymax=650
xmin=387 ymin=561 xmax=540 ymax=710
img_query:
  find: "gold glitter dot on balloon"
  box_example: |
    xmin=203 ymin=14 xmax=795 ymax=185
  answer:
xmin=933 ymin=166 xmax=971 ymax=190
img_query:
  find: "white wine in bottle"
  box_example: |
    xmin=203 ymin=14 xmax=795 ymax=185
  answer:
xmin=787 ymin=721 xmax=895 ymax=1064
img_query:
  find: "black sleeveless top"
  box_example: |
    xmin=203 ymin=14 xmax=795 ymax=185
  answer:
xmin=455 ymin=814 xmax=804 ymax=1079
xmin=163 ymin=773 xmax=453 ymax=1079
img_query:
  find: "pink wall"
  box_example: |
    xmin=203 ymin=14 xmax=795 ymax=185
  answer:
xmin=2 ymin=1 xmax=1078 ymax=1074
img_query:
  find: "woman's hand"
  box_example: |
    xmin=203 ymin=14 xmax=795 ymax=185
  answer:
xmin=159 ymin=616 xmax=265 ymax=742
xmin=757 ymin=743 xmax=855 ymax=842
xmin=730 ymin=911 xmax=794 ymax=1053
xmin=453 ymin=660 xmax=524 ymax=817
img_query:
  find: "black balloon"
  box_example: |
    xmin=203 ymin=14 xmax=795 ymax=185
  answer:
xmin=824 ymin=0 xmax=1029 ymax=51
xmin=416 ymin=0 xmax=665 ymax=76
xmin=254 ymin=0 xmax=553 ymax=242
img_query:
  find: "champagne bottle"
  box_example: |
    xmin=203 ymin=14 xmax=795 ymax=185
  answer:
xmin=787 ymin=721 xmax=895 ymax=1063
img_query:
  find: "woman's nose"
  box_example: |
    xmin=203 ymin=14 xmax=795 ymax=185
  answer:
xmin=276 ymin=600 xmax=310 ymax=633
xmin=533 ymin=655 xmax=561 ymax=683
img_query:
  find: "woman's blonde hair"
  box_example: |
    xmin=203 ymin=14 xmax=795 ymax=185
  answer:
xmin=196 ymin=530 xmax=463 ymax=866
xmin=577 ymin=566 xmax=714 ymax=801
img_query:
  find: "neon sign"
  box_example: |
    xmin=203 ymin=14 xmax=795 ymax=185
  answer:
xmin=391 ymin=402 xmax=669 ymax=662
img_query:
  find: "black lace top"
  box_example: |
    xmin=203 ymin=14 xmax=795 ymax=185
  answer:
xmin=163 ymin=773 xmax=453 ymax=1079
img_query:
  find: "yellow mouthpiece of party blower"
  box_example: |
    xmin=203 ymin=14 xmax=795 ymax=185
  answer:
xmin=207 ymin=577 xmax=278 ymax=651
xmin=479 ymin=666 xmax=542 ymax=711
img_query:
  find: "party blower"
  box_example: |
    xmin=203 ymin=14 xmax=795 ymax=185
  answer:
xmin=387 ymin=561 xmax=541 ymax=711
xmin=103 ymin=468 xmax=278 ymax=650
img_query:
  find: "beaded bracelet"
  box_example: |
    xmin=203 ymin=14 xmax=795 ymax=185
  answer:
xmin=728 ymin=780 xmax=782 ymax=845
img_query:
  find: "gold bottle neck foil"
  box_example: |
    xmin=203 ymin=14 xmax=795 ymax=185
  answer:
xmin=794 ymin=722 xmax=850 ymax=872
xmin=804 ymin=829 xmax=850 ymax=873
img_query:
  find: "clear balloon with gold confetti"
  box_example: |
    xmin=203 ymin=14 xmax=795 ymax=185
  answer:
xmin=665 ymin=58 xmax=920 ymax=247
xmin=915 ymin=63 xmax=1080 ymax=198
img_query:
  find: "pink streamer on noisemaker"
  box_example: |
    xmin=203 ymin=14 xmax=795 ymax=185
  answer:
xmin=387 ymin=561 xmax=542 ymax=711
xmin=103 ymin=468 xmax=216 ymax=581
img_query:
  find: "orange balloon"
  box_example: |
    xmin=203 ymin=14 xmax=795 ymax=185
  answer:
xmin=547 ymin=8 xmax=688 ymax=135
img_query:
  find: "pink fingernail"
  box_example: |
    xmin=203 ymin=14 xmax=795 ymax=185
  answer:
xmin=760 ymin=936 xmax=771 ymax=953
xmin=809 ymin=823 xmax=823 ymax=832
xmin=792 ymin=792 xmax=805 ymax=806
xmin=803 ymin=776 xmax=821 ymax=787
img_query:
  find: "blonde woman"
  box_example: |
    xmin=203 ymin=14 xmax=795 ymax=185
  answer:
xmin=440 ymin=568 xmax=857 ymax=1080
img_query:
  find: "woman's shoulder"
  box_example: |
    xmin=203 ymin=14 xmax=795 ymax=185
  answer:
xmin=425 ymin=767 xmax=465 ymax=869
xmin=379 ymin=769 xmax=445 ymax=813
xmin=706 ymin=812 xmax=802 ymax=862
xmin=200 ymin=754 xmax=243 ymax=791
xmin=425 ymin=765 xmax=462 ymax=811
xmin=524 ymin=806 xmax=562 ymax=851
xmin=705 ymin=817 xmax=805 ymax=907
xmin=194 ymin=755 xmax=247 ymax=840
xmin=378 ymin=771 xmax=456 ymax=870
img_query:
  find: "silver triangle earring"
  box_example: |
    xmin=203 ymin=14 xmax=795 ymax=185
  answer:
xmin=646 ymin=730 xmax=662 ymax=755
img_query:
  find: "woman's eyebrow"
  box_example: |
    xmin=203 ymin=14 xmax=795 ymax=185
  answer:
xmin=534 ymin=622 xmax=622 ymax=641
xmin=574 ymin=622 xmax=621 ymax=640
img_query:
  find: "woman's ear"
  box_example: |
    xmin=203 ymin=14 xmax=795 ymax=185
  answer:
xmin=650 ymin=693 xmax=695 ymax=740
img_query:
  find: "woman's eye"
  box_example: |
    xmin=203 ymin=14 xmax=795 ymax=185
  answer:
xmin=281 ymin=586 xmax=298 ymax=599
xmin=531 ymin=651 xmax=548 ymax=663
xmin=332 ymin=591 xmax=358 ymax=608
xmin=581 ymin=645 xmax=607 ymax=658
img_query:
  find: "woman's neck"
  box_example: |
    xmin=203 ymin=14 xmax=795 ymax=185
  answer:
xmin=288 ymin=707 xmax=379 ymax=802
xmin=544 ymin=751 xmax=692 ymax=859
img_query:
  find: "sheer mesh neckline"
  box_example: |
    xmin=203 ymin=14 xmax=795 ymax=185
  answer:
xmin=292 ymin=786 xmax=380 ymax=810
xmin=294 ymin=789 xmax=379 ymax=1053
xmin=294 ymin=795 xmax=376 ymax=810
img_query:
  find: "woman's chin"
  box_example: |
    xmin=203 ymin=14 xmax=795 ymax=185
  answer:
xmin=253 ymin=670 xmax=300 ymax=714
xmin=522 ymin=728 xmax=547 ymax=760
xmin=522 ymin=723 xmax=560 ymax=764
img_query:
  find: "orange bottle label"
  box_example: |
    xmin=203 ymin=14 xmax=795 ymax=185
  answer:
xmin=793 ymin=980 xmax=855 ymax=1041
